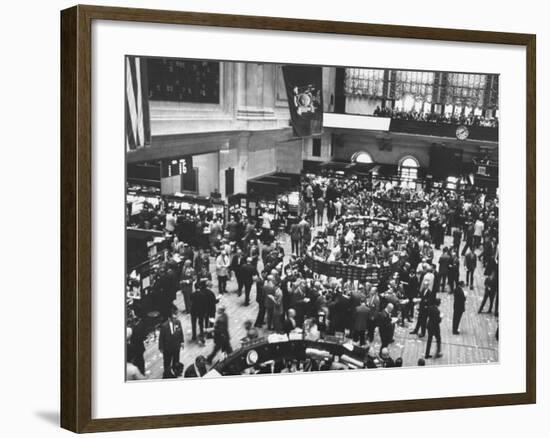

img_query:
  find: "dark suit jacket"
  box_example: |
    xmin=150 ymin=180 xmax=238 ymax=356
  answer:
xmin=453 ymin=286 xmax=466 ymax=312
xmin=240 ymin=263 xmax=257 ymax=285
xmin=204 ymin=288 xmax=217 ymax=318
xmin=290 ymin=223 xmax=301 ymax=241
xmin=213 ymin=313 xmax=229 ymax=341
xmin=419 ymin=288 xmax=435 ymax=309
xmin=184 ymin=363 xmax=206 ymax=378
xmin=129 ymin=319 xmax=147 ymax=355
xmin=404 ymin=275 xmax=419 ymax=299
xmin=263 ymin=283 xmax=276 ymax=309
xmin=283 ymin=317 xmax=297 ymax=334
xmin=256 ymin=279 xmax=265 ymax=305
xmin=465 ymin=252 xmax=477 ymax=271
xmin=190 ymin=289 xmax=209 ymax=316
xmin=377 ymin=310 xmax=393 ymax=341
xmin=438 ymin=253 xmax=451 ymax=275
xmin=449 ymin=255 xmax=460 ymax=275
xmin=366 ymin=357 xmax=378 ymax=368
xmin=353 ymin=304 xmax=371 ymax=331
xmin=158 ymin=319 xmax=184 ymax=353
xmin=230 ymin=254 xmax=245 ymax=277
xmin=426 ymin=305 xmax=442 ymax=332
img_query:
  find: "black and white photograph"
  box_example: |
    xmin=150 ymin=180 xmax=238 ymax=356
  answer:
xmin=125 ymin=57 xmax=499 ymax=381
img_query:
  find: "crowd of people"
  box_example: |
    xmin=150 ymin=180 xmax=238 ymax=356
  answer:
xmin=372 ymin=106 xmax=499 ymax=128
xmin=126 ymin=174 xmax=499 ymax=380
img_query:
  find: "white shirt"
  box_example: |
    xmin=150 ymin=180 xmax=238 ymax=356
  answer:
xmin=344 ymin=230 xmax=355 ymax=244
xmin=165 ymin=213 xmax=176 ymax=232
xmin=262 ymin=212 xmax=271 ymax=229
xmin=474 ymin=220 xmax=484 ymax=236
xmin=423 ymin=272 xmax=435 ymax=291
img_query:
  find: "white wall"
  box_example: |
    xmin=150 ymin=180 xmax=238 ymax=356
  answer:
xmin=247 ymin=148 xmax=277 ymax=178
xmin=345 ymin=96 xmax=384 ymax=115
xmin=160 ymin=174 xmax=181 ymax=195
xmin=276 ymin=139 xmax=303 ymax=173
xmin=302 ymin=133 xmax=333 ymax=162
xmin=1 ymin=1 xmax=546 ymax=438
xmin=193 ymin=152 xmax=219 ymax=196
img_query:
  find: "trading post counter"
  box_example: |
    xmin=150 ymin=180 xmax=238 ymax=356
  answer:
xmin=207 ymin=334 xmax=368 ymax=376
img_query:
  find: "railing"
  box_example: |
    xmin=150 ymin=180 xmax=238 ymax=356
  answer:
xmin=388 ymin=119 xmax=498 ymax=142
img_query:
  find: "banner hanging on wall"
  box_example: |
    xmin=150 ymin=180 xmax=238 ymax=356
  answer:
xmin=282 ymin=65 xmax=323 ymax=137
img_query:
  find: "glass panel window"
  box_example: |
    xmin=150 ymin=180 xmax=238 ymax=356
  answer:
xmin=446 ymin=73 xmax=487 ymax=108
xmin=345 ymin=68 xmax=498 ymax=112
xmin=344 ymin=68 xmax=385 ymax=98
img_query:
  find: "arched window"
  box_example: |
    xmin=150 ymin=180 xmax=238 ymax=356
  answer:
xmin=352 ymin=151 xmax=374 ymax=164
xmin=399 ymin=156 xmax=419 ymax=188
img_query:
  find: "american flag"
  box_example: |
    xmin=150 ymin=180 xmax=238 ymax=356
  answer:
xmin=125 ymin=56 xmax=151 ymax=151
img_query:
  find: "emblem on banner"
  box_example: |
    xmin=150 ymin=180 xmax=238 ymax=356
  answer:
xmin=292 ymin=85 xmax=321 ymax=116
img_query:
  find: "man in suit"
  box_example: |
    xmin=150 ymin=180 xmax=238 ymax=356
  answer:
xmin=206 ymin=306 xmax=232 ymax=364
xmin=352 ymin=299 xmax=370 ymax=346
xmin=184 ymin=355 xmax=208 ymax=378
xmin=378 ymin=303 xmax=395 ymax=353
xmin=215 ymin=249 xmax=230 ymax=294
xmin=298 ymin=216 xmax=311 ymax=254
xmin=447 ymin=250 xmax=460 ymax=292
xmin=271 ymin=286 xmax=284 ymax=333
xmin=315 ymin=196 xmax=325 ymax=227
xmin=365 ymin=287 xmax=380 ymax=343
xmin=226 ymin=215 xmax=239 ymax=242
xmin=129 ymin=319 xmax=148 ymax=375
xmin=464 ymin=248 xmax=477 ymax=289
xmin=193 ymin=248 xmax=209 ymax=274
xmin=203 ymin=281 xmax=217 ymax=334
xmin=479 ymin=271 xmax=498 ymax=314
xmin=403 ymin=269 xmax=419 ymax=322
xmin=179 ymin=259 xmax=195 ymax=314
xmin=379 ymin=347 xmax=395 ymax=368
xmin=283 ymin=308 xmax=298 ymax=334
xmin=437 ymin=247 xmax=451 ymax=292
xmin=230 ymin=247 xmax=246 ymax=296
xmin=452 ymin=227 xmax=462 ymax=253
xmin=254 ymin=271 xmax=266 ymax=328
xmin=289 ymin=221 xmax=301 ymax=255
xmin=453 ymin=280 xmax=467 ymax=334
xmin=190 ymin=282 xmax=208 ymax=343
xmin=248 ymin=239 xmax=260 ymax=268
xmin=158 ymin=305 xmax=184 ymax=378
xmin=154 ymin=266 xmax=174 ymax=320
xmin=240 ymin=257 xmax=258 ymax=306
xmin=181 ymin=243 xmax=194 ymax=267
xmin=410 ymin=279 xmax=434 ymax=338
xmin=263 ymin=275 xmax=277 ymax=330
xmin=425 ymin=298 xmax=443 ymax=359
xmin=329 ymin=290 xmax=352 ymax=335
xmin=421 ymin=265 xmax=435 ymax=294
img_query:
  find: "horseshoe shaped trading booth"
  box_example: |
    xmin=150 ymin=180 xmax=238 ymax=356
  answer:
xmin=205 ymin=333 xmax=369 ymax=377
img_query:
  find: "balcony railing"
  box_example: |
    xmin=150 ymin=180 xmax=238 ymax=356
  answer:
xmin=388 ymin=118 xmax=498 ymax=142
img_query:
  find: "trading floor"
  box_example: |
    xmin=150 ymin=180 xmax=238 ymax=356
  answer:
xmin=139 ymin=232 xmax=498 ymax=380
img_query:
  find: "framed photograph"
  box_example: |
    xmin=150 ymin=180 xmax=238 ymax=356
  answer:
xmin=60 ymin=4 xmax=536 ymax=433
